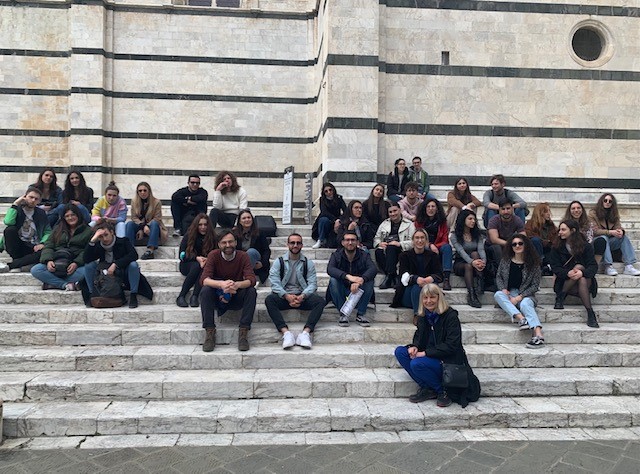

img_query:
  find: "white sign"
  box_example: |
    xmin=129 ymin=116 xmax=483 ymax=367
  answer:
xmin=282 ymin=166 xmax=294 ymax=225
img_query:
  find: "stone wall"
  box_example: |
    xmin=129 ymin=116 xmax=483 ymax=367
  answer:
xmin=0 ymin=0 xmax=638 ymax=211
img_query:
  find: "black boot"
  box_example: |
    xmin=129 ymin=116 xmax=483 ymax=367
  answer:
xmin=473 ymin=274 xmax=483 ymax=295
xmin=586 ymin=308 xmax=599 ymax=328
xmin=554 ymin=292 xmax=565 ymax=310
xmin=380 ymin=273 xmax=396 ymax=290
xmin=467 ymin=289 xmax=481 ymax=308
xmin=442 ymin=272 xmax=451 ymax=291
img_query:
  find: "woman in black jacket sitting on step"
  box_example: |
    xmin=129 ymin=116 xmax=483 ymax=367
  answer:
xmin=394 ymin=283 xmax=481 ymax=408
xmin=549 ymin=219 xmax=599 ymax=328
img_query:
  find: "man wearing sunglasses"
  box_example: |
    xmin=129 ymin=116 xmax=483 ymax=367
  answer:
xmin=170 ymin=175 xmax=208 ymax=236
xmin=486 ymin=200 xmax=526 ymax=265
xmin=265 ymin=233 xmax=326 ymax=349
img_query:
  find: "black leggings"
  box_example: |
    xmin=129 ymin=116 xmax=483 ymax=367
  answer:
xmin=453 ymin=252 xmax=483 ymax=291
xmin=179 ymin=261 xmax=203 ymax=298
xmin=557 ymin=264 xmax=592 ymax=309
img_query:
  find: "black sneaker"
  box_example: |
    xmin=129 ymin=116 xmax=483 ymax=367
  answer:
xmin=338 ymin=314 xmax=349 ymax=327
xmin=518 ymin=318 xmax=530 ymax=331
xmin=176 ymin=296 xmax=188 ymax=308
xmin=436 ymin=391 xmax=452 ymax=407
xmin=526 ymin=336 xmax=545 ymax=349
xmin=189 ymin=294 xmax=200 ymax=307
xmin=409 ymin=387 xmax=437 ymax=403
xmin=141 ymin=250 xmax=154 ymax=260
xmin=129 ymin=293 xmax=139 ymax=309
xmin=355 ymin=314 xmax=371 ymax=327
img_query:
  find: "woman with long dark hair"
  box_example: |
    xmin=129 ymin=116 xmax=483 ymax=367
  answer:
xmin=493 ymin=234 xmax=545 ymax=348
xmin=30 ymin=204 xmax=92 ymax=291
xmin=394 ymin=284 xmax=481 ymax=407
xmin=589 ymin=193 xmax=640 ymax=276
xmin=386 ymin=158 xmax=410 ymax=204
xmin=209 ymin=171 xmax=248 ymax=228
xmin=450 ymin=210 xmax=486 ymax=308
xmin=415 ymin=198 xmax=453 ymax=290
xmin=446 ymin=177 xmax=482 ymax=230
xmin=549 ymin=219 xmax=599 ymax=328
xmin=311 ymin=182 xmax=347 ymax=249
xmin=32 ymin=169 xmax=63 ymax=227
xmin=233 ymin=209 xmax=271 ymax=284
xmin=362 ymin=183 xmax=390 ymax=231
xmin=61 ymin=170 xmax=93 ymax=223
xmin=336 ymin=200 xmax=375 ymax=250
xmin=177 ymin=213 xmax=217 ymax=307
xmin=125 ymin=181 xmax=168 ymax=260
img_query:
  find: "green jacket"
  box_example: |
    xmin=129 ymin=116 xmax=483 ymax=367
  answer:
xmin=0 ymin=205 xmax=52 ymax=252
xmin=40 ymin=224 xmax=93 ymax=266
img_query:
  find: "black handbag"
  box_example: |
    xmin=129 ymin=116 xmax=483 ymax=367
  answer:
xmin=52 ymin=248 xmax=74 ymax=278
xmin=442 ymin=363 xmax=469 ymax=389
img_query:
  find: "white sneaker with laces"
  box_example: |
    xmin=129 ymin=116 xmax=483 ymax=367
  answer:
xmin=0 ymin=262 xmax=9 ymax=273
xmin=296 ymin=331 xmax=312 ymax=349
xmin=624 ymin=265 xmax=640 ymax=276
xmin=605 ymin=265 xmax=618 ymax=276
xmin=282 ymin=331 xmax=295 ymax=349
xmin=311 ymin=240 xmax=322 ymax=249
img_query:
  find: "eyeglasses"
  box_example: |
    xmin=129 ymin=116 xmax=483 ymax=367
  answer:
xmin=189 ymin=181 xmax=201 ymax=185
xmin=343 ymin=238 xmax=357 ymax=242
xmin=511 ymin=241 xmax=524 ymax=248
xmin=288 ymin=241 xmax=303 ymax=246
xmin=603 ymin=199 xmax=612 ymax=204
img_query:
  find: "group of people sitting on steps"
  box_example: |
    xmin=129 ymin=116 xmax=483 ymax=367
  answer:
xmin=2 ymin=167 xmax=639 ymax=353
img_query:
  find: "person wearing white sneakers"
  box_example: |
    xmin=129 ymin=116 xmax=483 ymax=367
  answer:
xmin=589 ymin=193 xmax=640 ymax=277
xmin=265 ymin=233 xmax=326 ymax=349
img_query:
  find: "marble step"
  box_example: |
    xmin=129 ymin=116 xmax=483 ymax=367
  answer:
xmin=1 ymin=303 xmax=639 ymax=325
xmin=4 ymin=395 xmax=640 ymax=438
xmin=3 ymin=366 xmax=640 ymax=403
xmin=5 ymin=270 xmax=640 ymax=290
xmin=0 ymin=322 xmax=639 ymax=347
xmin=2 ymin=285 xmax=640 ymax=306
xmin=0 ymin=342 xmax=639 ymax=373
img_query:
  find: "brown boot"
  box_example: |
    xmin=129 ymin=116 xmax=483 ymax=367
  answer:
xmin=238 ymin=327 xmax=250 ymax=351
xmin=203 ymin=328 xmax=216 ymax=352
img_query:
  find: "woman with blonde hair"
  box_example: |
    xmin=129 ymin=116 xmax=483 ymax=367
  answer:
xmin=394 ymin=283 xmax=480 ymax=407
xmin=125 ymin=181 xmax=168 ymax=260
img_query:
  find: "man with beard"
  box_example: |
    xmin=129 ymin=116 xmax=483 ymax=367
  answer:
xmin=171 ymin=175 xmax=208 ymax=236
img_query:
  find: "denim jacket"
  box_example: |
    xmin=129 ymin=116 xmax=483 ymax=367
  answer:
xmin=268 ymin=251 xmax=318 ymax=299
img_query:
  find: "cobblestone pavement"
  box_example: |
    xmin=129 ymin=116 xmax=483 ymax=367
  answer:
xmin=1 ymin=439 xmax=640 ymax=473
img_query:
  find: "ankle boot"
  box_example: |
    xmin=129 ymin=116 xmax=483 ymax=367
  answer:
xmin=586 ymin=308 xmax=599 ymax=328
xmin=380 ymin=273 xmax=395 ymax=290
xmin=442 ymin=272 xmax=451 ymax=291
xmin=467 ymin=289 xmax=481 ymax=308
xmin=203 ymin=328 xmax=216 ymax=352
xmin=238 ymin=327 xmax=250 ymax=351
xmin=554 ymin=292 xmax=565 ymax=310
xmin=473 ymin=274 xmax=483 ymax=295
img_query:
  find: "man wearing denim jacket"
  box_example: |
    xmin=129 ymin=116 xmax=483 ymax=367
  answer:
xmin=265 ymin=233 xmax=326 ymax=350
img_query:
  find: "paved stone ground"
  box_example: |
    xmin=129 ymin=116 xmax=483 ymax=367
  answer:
xmin=1 ymin=439 xmax=640 ymax=473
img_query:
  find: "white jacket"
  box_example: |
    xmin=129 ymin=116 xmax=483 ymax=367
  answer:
xmin=374 ymin=218 xmax=415 ymax=251
xmin=212 ymin=187 xmax=248 ymax=214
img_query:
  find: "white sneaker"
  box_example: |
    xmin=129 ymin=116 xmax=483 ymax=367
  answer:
xmin=311 ymin=240 xmax=322 ymax=249
xmin=605 ymin=265 xmax=618 ymax=276
xmin=0 ymin=262 xmax=9 ymax=273
xmin=624 ymin=265 xmax=640 ymax=276
xmin=296 ymin=331 xmax=312 ymax=349
xmin=282 ymin=331 xmax=295 ymax=349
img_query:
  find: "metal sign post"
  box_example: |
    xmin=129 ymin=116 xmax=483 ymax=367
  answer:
xmin=282 ymin=166 xmax=294 ymax=225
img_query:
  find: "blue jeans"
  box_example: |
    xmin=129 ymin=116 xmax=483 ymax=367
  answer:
xmin=484 ymin=208 xmax=526 ymax=228
xmin=395 ymin=346 xmax=443 ymax=393
xmin=401 ymin=284 xmax=422 ymax=314
xmin=494 ymin=288 xmax=541 ymax=328
xmin=530 ymin=237 xmax=545 ymax=260
xmin=125 ymin=220 xmax=160 ymax=248
xmin=438 ymin=243 xmax=453 ymax=272
xmin=31 ymin=263 xmax=86 ymax=289
xmin=594 ymin=235 xmax=637 ymax=265
xmin=84 ymin=260 xmax=140 ymax=294
xmin=246 ymin=248 xmax=261 ymax=269
xmin=328 ymin=277 xmax=374 ymax=316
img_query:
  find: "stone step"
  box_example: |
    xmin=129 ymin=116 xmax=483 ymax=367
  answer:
xmin=2 ymin=285 xmax=640 ymax=306
xmin=0 ymin=303 xmax=639 ymax=325
xmin=0 ymin=322 xmax=639 ymax=347
xmin=4 ymin=394 xmax=640 ymax=439
xmin=3 ymin=366 xmax=640 ymax=403
xmin=6 ymin=269 xmax=640 ymax=290
xmin=0 ymin=342 xmax=638 ymax=373
xmin=4 ymin=395 xmax=640 ymax=438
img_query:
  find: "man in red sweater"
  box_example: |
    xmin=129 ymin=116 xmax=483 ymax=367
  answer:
xmin=199 ymin=230 xmax=257 ymax=352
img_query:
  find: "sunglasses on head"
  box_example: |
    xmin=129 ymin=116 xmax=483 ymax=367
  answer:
xmin=511 ymin=241 xmax=524 ymax=248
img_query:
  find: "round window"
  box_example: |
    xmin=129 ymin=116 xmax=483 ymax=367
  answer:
xmin=568 ymin=20 xmax=614 ymax=68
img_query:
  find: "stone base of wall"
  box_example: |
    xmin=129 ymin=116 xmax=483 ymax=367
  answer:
xmin=0 ymin=399 xmax=3 ymax=446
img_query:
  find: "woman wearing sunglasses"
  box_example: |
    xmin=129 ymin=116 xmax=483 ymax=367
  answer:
xmin=493 ymin=234 xmax=544 ymax=348
xmin=589 ymin=193 xmax=640 ymax=277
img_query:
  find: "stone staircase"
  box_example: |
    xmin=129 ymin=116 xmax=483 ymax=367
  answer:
xmin=2 ymin=226 xmax=640 ymax=446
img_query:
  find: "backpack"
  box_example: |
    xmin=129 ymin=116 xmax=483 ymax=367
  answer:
xmin=90 ymin=262 xmax=126 ymax=308
xmin=279 ymin=256 xmax=308 ymax=281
